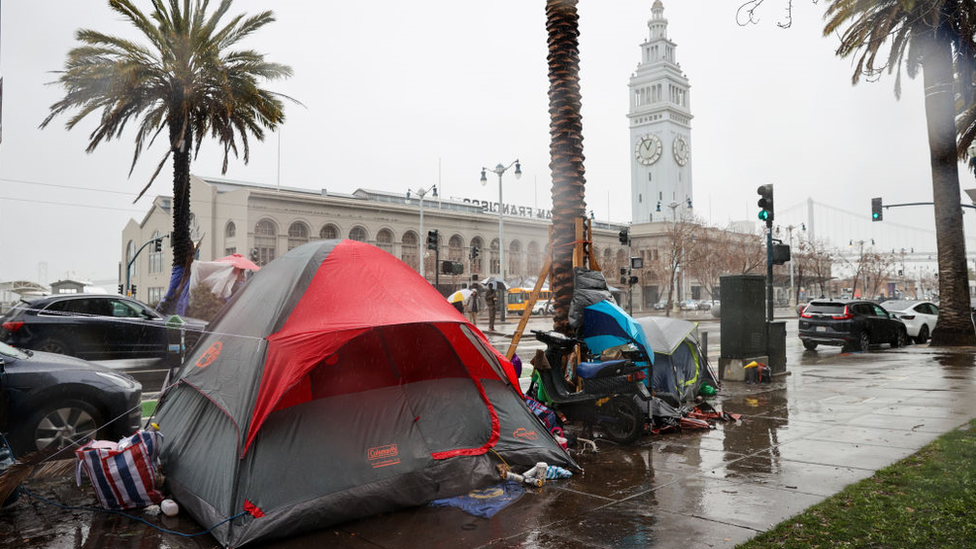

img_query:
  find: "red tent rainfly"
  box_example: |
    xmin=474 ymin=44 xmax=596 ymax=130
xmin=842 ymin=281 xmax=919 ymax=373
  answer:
xmin=154 ymin=240 xmax=576 ymax=548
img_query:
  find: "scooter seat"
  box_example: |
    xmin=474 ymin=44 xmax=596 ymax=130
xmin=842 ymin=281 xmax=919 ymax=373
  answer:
xmin=576 ymin=359 xmax=630 ymax=379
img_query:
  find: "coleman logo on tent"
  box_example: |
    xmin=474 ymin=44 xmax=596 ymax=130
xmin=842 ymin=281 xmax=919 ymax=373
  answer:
xmin=513 ymin=427 xmax=539 ymax=441
xmin=368 ymin=444 xmax=400 ymax=468
xmin=195 ymin=341 xmax=223 ymax=368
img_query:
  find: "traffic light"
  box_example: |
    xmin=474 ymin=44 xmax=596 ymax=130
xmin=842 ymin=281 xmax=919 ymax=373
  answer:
xmin=130 ymin=284 xmax=137 ymax=297
xmin=470 ymin=245 xmax=480 ymax=260
xmin=871 ymin=197 xmax=883 ymax=221
xmin=757 ymin=184 xmax=774 ymax=222
xmin=154 ymin=238 xmax=163 ymax=252
xmin=618 ymin=227 xmax=630 ymax=245
xmin=118 ymin=284 xmax=124 ymax=294
xmin=426 ymin=229 xmax=439 ymax=250
xmin=628 ymin=275 xmax=639 ymax=285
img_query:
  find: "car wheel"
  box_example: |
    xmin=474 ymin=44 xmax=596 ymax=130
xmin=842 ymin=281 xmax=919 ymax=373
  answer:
xmin=893 ymin=329 xmax=908 ymax=348
xmin=857 ymin=332 xmax=871 ymax=352
xmin=915 ymin=325 xmax=929 ymax=345
xmin=802 ymin=340 xmax=818 ymax=351
xmin=18 ymin=399 xmax=105 ymax=454
xmin=35 ymin=338 xmax=72 ymax=356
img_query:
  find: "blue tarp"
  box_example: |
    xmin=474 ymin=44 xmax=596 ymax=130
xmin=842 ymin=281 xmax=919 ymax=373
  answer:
xmin=429 ymin=481 xmax=526 ymax=518
xmin=580 ymin=300 xmax=654 ymax=364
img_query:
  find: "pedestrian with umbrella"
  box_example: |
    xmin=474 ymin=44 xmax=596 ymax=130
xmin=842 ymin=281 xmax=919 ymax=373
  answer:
xmin=485 ymin=284 xmax=497 ymax=332
xmin=464 ymin=288 xmax=480 ymax=328
xmin=448 ymin=285 xmax=471 ymax=315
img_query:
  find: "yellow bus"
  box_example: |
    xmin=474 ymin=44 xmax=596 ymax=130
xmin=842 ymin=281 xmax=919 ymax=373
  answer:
xmin=507 ymin=287 xmax=553 ymax=314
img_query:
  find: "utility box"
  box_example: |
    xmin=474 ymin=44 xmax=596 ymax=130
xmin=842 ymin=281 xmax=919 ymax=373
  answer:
xmin=720 ymin=274 xmax=766 ymax=358
xmin=767 ymin=321 xmax=787 ymax=374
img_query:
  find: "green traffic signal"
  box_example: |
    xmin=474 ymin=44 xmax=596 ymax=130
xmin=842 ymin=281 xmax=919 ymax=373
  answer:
xmin=756 ymin=184 xmax=774 ymax=222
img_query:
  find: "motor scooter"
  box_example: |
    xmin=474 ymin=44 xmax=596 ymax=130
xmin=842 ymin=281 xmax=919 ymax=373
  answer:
xmin=528 ymin=330 xmax=651 ymax=444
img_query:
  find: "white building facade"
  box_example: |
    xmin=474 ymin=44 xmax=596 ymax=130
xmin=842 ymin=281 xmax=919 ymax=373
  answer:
xmin=628 ymin=0 xmax=694 ymax=223
xmin=121 ymin=175 xmax=632 ymax=307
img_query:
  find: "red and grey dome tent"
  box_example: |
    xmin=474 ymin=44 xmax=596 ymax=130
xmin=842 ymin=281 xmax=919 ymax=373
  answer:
xmin=154 ymin=240 xmax=576 ymax=547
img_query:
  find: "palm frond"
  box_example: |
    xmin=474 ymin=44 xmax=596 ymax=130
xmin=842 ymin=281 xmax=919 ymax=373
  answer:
xmin=0 ymin=447 xmax=67 ymax=505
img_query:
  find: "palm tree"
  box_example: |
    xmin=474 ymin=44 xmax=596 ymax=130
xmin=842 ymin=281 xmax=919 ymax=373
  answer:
xmin=41 ymin=0 xmax=292 ymax=314
xmin=825 ymin=0 xmax=976 ymax=345
xmin=546 ymin=0 xmax=587 ymax=335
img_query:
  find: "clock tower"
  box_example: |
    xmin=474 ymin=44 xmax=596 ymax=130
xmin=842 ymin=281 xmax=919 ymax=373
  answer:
xmin=628 ymin=0 xmax=693 ymax=223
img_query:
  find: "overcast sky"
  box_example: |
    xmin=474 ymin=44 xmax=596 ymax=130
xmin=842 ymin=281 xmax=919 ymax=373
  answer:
xmin=1 ymin=0 xmax=971 ymax=285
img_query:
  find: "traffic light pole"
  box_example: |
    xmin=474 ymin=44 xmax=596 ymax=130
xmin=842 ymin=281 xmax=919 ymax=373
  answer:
xmin=765 ymin=220 xmax=774 ymax=323
xmin=124 ymin=235 xmax=166 ymax=297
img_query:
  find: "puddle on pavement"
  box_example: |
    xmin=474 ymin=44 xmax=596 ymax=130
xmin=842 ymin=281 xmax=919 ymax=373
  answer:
xmin=933 ymin=353 xmax=976 ymax=368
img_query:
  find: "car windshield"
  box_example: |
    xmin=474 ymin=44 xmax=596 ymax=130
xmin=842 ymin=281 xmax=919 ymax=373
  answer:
xmin=0 ymin=341 xmax=30 ymax=360
xmin=804 ymin=302 xmax=848 ymax=314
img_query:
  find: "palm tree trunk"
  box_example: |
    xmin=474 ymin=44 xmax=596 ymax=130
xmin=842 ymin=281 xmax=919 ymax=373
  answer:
xmin=921 ymin=24 xmax=976 ymax=346
xmin=546 ymin=0 xmax=586 ymax=335
xmin=158 ymin=120 xmax=194 ymax=315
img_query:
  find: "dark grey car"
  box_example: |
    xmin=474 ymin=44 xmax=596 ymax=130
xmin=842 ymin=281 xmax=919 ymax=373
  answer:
xmin=0 ymin=342 xmax=142 ymax=457
xmin=0 ymin=294 xmax=205 ymax=361
xmin=798 ymin=299 xmax=908 ymax=352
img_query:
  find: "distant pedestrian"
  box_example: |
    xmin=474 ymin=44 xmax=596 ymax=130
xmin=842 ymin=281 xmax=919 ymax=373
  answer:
xmin=465 ymin=289 xmax=480 ymax=327
xmin=485 ymin=286 xmax=497 ymax=331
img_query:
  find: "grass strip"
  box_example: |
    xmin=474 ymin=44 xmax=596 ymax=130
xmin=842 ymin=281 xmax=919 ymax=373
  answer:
xmin=738 ymin=419 xmax=976 ymax=548
xmin=141 ymin=400 xmax=157 ymax=418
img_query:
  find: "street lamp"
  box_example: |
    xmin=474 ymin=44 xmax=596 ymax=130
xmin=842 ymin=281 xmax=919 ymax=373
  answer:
xmin=406 ymin=184 xmax=437 ymax=279
xmin=783 ymin=223 xmax=805 ymax=307
xmin=480 ymin=160 xmax=521 ymax=321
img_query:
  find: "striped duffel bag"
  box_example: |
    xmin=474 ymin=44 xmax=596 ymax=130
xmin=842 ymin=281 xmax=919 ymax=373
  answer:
xmin=75 ymin=429 xmax=164 ymax=509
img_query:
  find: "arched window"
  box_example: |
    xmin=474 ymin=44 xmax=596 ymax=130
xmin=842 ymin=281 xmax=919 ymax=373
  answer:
xmin=401 ymin=231 xmax=419 ymax=270
xmin=349 ymin=226 xmax=368 ymax=242
xmin=287 ymin=221 xmax=310 ymax=251
xmin=254 ymin=219 xmax=277 ymax=266
xmin=376 ymin=228 xmax=394 ymax=254
xmin=527 ymin=241 xmax=542 ymax=277
xmin=470 ymin=236 xmax=484 ymax=276
xmin=490 ymin=238 xmax=500 ymax=275
xmin=225 ymin=221 xmax=236 ymax=238
xmin=603 ymin=247 xmax=614 ymax=273
xmin=319 ymin=224 xmax=339 ymax=240
xmin=508 ymin=240 xmax=523 ymax=277
xmin=448 ymin=234 xmax=464 ymax=262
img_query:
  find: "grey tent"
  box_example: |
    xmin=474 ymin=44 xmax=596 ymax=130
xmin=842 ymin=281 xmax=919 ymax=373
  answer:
xmin=636 ymin=316 xmax=718 ymax=405
xmin=153 ymin=240 xmax=576 ymax=547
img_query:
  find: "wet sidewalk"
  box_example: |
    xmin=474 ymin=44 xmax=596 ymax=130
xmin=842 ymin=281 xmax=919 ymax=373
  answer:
xmin=4 ymin=345 xmax=976 ymax=548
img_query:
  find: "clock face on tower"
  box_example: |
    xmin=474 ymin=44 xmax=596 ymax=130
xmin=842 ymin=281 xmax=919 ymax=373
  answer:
xmin=635 ymin=134 xmax=663 ymax=166
xmin=673 ymin=135 xmax=690 ymax=166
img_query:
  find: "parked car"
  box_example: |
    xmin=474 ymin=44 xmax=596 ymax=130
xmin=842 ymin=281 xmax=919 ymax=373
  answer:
xmin=679 ymin=299 xmax=699 ymax=311
xmin=531 ymin=299 xmax=553 ymax=315
xmin=798 ymin=299 xmax=908 ymax=352
xmin=696 ymin=300 xmax=714 ymax=311
xmin=653 ymin=299 xmax=669 ymax=311
xmin=0 ymin=294 xmax=206 ymax=362
xmin=882 ymin=300 xmax=939 ymax=344
xmin=0 ymin=341 xmax=142 ymax=456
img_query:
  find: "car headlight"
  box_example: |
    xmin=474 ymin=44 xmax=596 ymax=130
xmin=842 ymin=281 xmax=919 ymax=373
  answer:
xmin=94 ymin=371 xmax=139 ymax=390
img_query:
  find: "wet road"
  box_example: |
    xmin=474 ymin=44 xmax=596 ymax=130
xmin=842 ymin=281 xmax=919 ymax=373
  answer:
xmin=4 ymin=314 xmax=976 ymax=548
